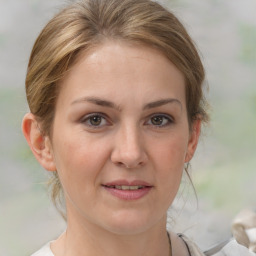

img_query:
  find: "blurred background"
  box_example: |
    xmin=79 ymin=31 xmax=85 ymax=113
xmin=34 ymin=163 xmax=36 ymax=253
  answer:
xmin=0 ymin=0 xmax=255 ymax=255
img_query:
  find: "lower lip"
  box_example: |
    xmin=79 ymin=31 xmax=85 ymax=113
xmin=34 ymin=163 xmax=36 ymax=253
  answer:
xmin=103 ymin=186 xmax=152 ymax=200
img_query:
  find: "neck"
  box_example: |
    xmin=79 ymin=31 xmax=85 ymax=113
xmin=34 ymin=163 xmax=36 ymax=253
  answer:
xmin=52 ymin=207 xmax=170 ymax=256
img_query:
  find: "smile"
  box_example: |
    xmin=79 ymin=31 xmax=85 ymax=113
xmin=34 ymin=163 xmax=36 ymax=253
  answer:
xmin=102 ymin=181 xmax=153 ymax=200
xmin=103 ymin=185 xmax=146 ymax=190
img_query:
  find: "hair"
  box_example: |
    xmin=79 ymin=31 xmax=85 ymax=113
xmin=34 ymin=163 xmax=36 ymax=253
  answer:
xmin=25 ymin=0 xmax=209 ymax=215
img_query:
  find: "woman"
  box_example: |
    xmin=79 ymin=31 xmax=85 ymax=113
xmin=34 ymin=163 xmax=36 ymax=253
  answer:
xmin=22 ymin=0 xmax=254 ymax=255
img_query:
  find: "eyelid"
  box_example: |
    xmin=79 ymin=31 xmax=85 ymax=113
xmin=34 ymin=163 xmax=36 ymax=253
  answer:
xmin=145 ymin=113 xmax=174 ymax=127
xmin=80 ymin=112 xmax=111 ymax=128
xmin=79 ymin=112 xmax=174 ymax=130
xmin=80 ymin=112 xmax=104 ymax=121
xmin=149 ymin=113 xmax=174 ymax=120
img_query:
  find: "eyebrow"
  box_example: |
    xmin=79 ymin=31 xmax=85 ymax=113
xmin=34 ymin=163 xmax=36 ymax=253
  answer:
xmin=143 ymin=98 xmax=182 ymax=110
xmin=71 ymin=96 xmax=182 ymax=111
xmin=71 ymin=96 xmax=121 ymax=110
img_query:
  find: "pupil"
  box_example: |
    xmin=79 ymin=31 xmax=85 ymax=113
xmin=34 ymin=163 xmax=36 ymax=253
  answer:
xmin=91 ymin=116 xmax=101 ymax=125
xmin=152 ymin=116 xmax=163 ymax=125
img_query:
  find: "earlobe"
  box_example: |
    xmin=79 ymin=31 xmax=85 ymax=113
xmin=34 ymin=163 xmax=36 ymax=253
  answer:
xmin=22 ymin=113 xmax=56 ymax=171
xmin=185 ymin=119 xmax=201 ymax=163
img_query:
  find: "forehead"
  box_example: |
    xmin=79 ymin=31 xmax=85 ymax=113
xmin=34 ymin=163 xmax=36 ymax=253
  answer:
xmin=58 ymin=40 xmax=186 ymax=107
xmin=75 ymin=40 xmax=180 ymax=74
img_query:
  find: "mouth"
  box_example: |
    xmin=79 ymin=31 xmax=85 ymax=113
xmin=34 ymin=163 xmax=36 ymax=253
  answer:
xmin=102 ymin=185 xmax=148 ymax=190
xmin=102 ymin=181 xmax=153 ymax=200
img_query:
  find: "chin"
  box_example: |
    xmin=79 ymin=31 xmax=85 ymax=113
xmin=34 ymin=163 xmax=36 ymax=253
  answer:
xmin=101 ymin=209 xmax=164 ymax=235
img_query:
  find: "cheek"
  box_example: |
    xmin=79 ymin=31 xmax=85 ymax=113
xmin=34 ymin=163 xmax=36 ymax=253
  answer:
xmin=152 ymin=134 xmax=188 ymax=169
xmin=52 ymin=134 xmax=110 ymax=189
xmin=150 ymin=134 xmax=188 ymax=193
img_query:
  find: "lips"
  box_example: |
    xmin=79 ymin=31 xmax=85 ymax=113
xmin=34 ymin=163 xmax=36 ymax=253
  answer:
xmin=103 ymin=185 xmax=146 ymax=190
xmin=102 ymin=180 xmax=153 ymax=200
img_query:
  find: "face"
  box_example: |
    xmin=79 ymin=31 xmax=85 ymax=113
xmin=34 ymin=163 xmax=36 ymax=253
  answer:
xmin=46 ymin=41 xmax=200 ymax=235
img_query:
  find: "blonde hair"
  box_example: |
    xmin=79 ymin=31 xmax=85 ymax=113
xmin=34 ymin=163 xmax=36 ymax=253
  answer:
xmin=25 ymin=0 xmax=209 ymax=214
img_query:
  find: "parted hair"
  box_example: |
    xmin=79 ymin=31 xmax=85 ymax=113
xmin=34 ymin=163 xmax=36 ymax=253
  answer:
xmin=25 ymin=0 xmax=209 ymax=215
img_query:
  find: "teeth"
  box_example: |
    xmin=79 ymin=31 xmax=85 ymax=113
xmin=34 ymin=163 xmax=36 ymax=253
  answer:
xmin=121 ymin=185 xmax=130 ymax=190
xmin=129 ymin=186 xmax=144 ymax=190
xmin=107 ymin=185 xmax=145 ymax=190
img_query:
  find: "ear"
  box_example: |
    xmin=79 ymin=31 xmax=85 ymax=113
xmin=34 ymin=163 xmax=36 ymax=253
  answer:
xmin=22 ymin=113 xmax=56 ymax=171
xmin=185 ymin=119 xmax=201 ymax=163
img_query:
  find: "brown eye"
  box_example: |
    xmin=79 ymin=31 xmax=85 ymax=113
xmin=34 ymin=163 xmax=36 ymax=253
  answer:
xmin=146 ymin=114 xmax=173 ymax=127
xmin=81 ymin=113 xmax=108 ymax=128
xmin=89 ymin=115 xmax=102 ymax=126
xmin=151 ymin=116 xmax=164 ymax=126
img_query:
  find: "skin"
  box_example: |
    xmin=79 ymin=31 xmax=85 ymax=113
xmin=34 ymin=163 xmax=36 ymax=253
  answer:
xmin=23 ymin=40 xmax=201 ymax=256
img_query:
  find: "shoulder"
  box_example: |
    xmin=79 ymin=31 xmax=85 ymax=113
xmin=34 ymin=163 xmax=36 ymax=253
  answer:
xmin=176 ymin=233 xmax=205 ymax=256
xmin=168 ymin=231 xmax=205 ymax=255
xmin=31 ymin=242 xmax=54 ymax=256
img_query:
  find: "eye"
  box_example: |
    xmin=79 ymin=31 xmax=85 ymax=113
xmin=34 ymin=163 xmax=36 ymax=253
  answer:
xmin=81 ymin=113 xmax=109 ymax=128
xmin=89 ymin=115 xmax=103 ymax=126
xmin=146 ymin=114 xmax=173 ymax=127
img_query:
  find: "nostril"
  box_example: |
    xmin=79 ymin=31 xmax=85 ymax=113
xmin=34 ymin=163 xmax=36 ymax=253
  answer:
xmin=117 ymin=162 xmax=125 ymax=167
xmin=116 ymin=161 xmax=145 ymax=169
xmin=117 ymin=162 xmax=132 ymax=168
xmin=110 ymin=140 xmax=148 ymax=169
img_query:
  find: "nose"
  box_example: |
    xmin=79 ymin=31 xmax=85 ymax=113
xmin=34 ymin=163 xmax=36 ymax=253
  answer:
xmin=110 ymin=124 xmax=148 ymax=169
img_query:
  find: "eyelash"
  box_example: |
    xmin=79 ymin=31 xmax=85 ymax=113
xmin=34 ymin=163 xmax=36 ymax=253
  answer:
xmin=80 ymin=113 xmax=174 ymax=129
xmin=80 ymin=112 xmax=110 ymax=129
xmin=146 ymin=114 xmax=174 ymax=128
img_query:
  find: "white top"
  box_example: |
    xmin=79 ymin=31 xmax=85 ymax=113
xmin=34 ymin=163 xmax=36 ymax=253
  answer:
xmin=31 ymin=237 xmax=256 ymax=256
xmin=31 ymin=242 xmax=53 ymax=256
xmin=213 ymin=240 xmax=256 ymax=256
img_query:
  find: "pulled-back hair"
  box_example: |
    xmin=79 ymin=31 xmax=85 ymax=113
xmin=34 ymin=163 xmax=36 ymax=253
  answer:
xmin=25 ymin=0 xmax=209 ymax=215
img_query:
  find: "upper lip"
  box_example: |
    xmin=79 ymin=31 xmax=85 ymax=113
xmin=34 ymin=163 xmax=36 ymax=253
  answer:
xmin=103 ymin=180 xmax=153 ymax=187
